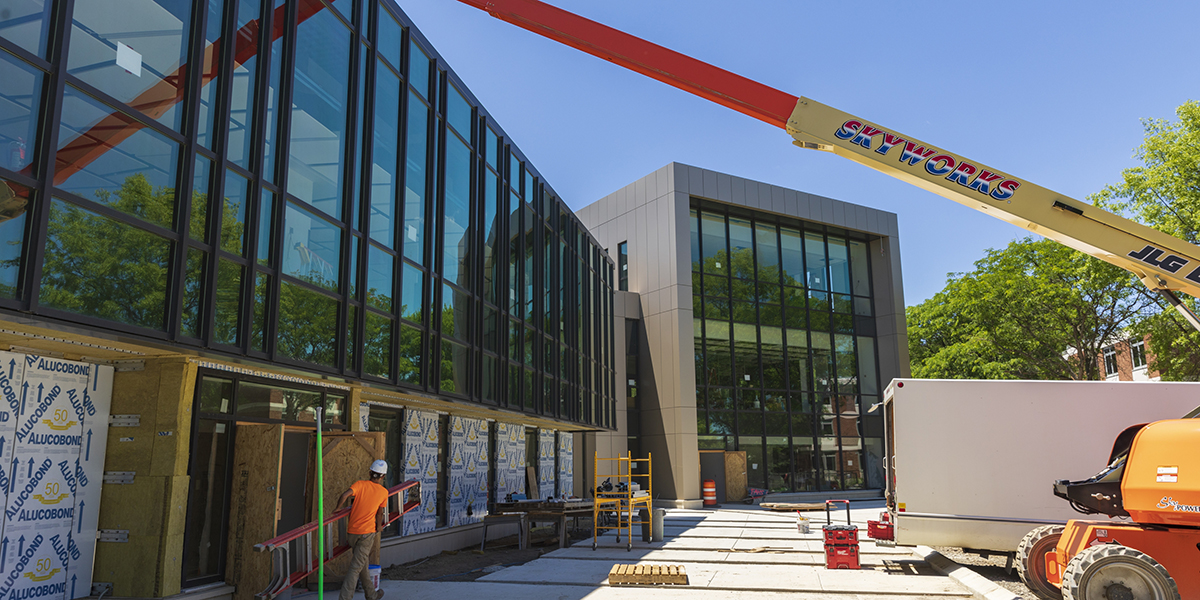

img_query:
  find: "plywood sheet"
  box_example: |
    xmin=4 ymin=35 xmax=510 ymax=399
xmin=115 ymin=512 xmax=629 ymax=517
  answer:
xmin=724 ymin=451 xmax=747 ymax=502
xmin=225 ymin=424 xmax=284 ymax=600
xmin=307 ymin=431 xmax=385 ymax=579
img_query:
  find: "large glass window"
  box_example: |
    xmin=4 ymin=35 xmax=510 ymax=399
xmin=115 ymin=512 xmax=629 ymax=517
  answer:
xmin=617 ymin=241 xmax=628 ymax=291
xmin=277 ymin=281 xmax=338 ymax=367
xmin=0 ymin=177 xmax=30 ymax=298
xmin=283 ymin=202 xmax=341 ymax=291
xmin=371 ymin=61 xmax=401 ymax=247
xmin=41 ymin=199 xmax=170 ymax=330
xmin=692 ymin=203 xmax=879 ymax=492
xmin=182 ymin=249 xmax=206 ymax=337
xmin=263 ymin=33 xmax=285 ymax=183
xmin=364 ymin=312 xmax=392 ymax=379
xmin=367 ymin=244 xmax=394 ymax=312
xmin=195 ymin=0 xmax=223 ymax=150
xmin=443 ymin=135 xmax=471 ymax=287
xmin=0 ymin=0 xmax=51 ymax=56
xmin=67 ymin=0 xmax=192 ymax=131
xmin=214 ymin=258 xmax=242 ymax=345
xmin=287 ymin=8 xmax=351 ymax=218
xmin=0 ymin=52 xmax=43 ymax=174
xmin=221 ymin=169 xmax=249 ymax=255
xmin=447 ymin=85 xmax=472 ymax=139
xmin=408 ymin=41 xmax=431 ymax=100
xmin=225 ymin=0 xmax=263 ymax=167
xmin=377 ymin=6 xmax=402 ymax=69
xmin=400 ymin=262 xmax=423 ymax=323
xmin=57 ymin=86 xmax=180 ymax=230
xmin=404 ymin=91 xmax=428 ymax=264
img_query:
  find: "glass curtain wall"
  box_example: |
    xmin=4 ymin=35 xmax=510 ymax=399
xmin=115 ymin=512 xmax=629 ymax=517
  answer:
xmin=691 ymin=203 xmax=882 ymax=492
xmin=0 ymin=0 xmax=616 ymax=429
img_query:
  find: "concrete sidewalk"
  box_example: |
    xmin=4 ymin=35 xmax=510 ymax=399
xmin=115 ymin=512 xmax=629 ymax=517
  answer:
xmin=363 ymin=501 xmax=994 ymax=599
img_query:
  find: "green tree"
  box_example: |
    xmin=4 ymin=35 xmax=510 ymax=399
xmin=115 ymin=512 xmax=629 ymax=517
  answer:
xmin=907 ymin=237 xmax=1155 ymax=380
xmin=1090 ymin=100 xmax=1200 ymax=380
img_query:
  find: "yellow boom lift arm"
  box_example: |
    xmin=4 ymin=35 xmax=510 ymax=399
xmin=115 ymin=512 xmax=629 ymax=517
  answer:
xmin=454 ymin=0 xmax=1200 ymax=330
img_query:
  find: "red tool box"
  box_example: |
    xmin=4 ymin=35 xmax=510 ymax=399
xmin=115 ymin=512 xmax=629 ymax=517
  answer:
xmin=822 ymin=499 xmax=860 ymax=569
xmin=867 ymin=511 xmax=894 ymax=541
xmin=825 ymin=544 xmax=860 ymax=569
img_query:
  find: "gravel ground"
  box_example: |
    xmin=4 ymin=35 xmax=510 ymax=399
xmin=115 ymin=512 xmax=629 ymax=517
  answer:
xmin=934 ymin=546 xmax=1039 ymax=599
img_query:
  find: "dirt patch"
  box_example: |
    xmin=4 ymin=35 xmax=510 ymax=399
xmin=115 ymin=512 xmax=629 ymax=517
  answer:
xmin=383 ymin=524 xmax=593 ymax=582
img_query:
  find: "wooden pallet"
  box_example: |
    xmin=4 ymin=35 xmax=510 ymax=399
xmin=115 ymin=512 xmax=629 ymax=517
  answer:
xmin=608 ymin=564 xmax=689 ymax=585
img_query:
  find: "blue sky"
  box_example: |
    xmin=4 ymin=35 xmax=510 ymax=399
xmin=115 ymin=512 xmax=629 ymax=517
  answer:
xmin=398 ymin=0 xmax=1200 ymax=306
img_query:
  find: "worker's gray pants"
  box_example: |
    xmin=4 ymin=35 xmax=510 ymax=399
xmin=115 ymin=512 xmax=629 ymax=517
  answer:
xmin=338 ymin=532 xmax=379 ymax=600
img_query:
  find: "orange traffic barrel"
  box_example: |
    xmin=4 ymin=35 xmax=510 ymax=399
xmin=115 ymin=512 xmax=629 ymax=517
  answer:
xmin=703 ymin=479 xmax=718 ymax=507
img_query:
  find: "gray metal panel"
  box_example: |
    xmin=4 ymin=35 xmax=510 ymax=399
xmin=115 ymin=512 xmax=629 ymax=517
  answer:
xmin=731 ymin=176 xmax=746 ymax=205
xmin=743 ymin=180 xmax=759 ymax=209
xmin=675 ymin=192 xmax=693 ymax=284
xmin=688 ymin=165 xmax=704 ymax=198
xmin=865 ymin=209 xmax=879 ymax=234
xmin=765 ymin=185 xmax=779 ymax=214
xmin=702 ymin=169 xmax=718 ymax=200
xmin=794 ymin=192 xmax=812 ymax=220
xmin=783 ymin=188 xmax=800 ymax=218
xmin=653 ymin=197 xmax=669 ymax=291
xmin=670 ymin=162 xmax=686 ymax=194
xmin=831 ymin=201 xmax=847 ymax=227
xmin=757 ymin=181 xmax=773 ymax=211
xmin=717 ymin=172 xmax=732 ymax=202
xmin=854 ymin=205 xmax=868 ymax=231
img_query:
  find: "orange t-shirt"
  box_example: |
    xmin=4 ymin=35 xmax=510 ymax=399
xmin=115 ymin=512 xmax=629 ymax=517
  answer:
xmin=347 ymin=480 xmax=389 ymax=535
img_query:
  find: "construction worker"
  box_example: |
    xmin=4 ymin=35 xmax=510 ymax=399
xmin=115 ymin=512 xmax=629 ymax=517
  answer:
xmin=334 ymin=459 xmax=390 ymax=600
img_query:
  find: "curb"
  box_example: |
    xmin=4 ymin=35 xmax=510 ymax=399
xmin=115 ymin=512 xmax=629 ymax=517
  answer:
xmin=914 ymin=546 xmax=1021 ymax=600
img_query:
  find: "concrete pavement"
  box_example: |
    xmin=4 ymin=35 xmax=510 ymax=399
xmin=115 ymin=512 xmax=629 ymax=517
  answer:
xmin=364 ymin=501 xmax=992 ymax=599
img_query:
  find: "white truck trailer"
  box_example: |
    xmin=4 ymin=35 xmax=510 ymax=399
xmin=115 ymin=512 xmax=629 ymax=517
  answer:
xmin=881 ymin=378 xmax=1200 ymax=553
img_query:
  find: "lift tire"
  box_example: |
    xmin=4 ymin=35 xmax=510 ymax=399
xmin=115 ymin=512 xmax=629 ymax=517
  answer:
xmin=1061 ymin=544 xmax=1179 ymax=600
xmin=1016 ymin=524 xmax=1065 ymax=600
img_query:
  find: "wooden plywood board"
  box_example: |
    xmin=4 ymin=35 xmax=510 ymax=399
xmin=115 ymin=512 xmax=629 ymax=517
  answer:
xmin=724 ymin=451 xmax=747 ymax=502
xmin=225 ymin=424 xmax=284 ymax=600
xmin=761 ymin=502 xmax=827 ymax=512
xmin=306 ymin=431 xmax=386 ymax=579
xmin=608 ymin=564 xmax=688 ymax=585
xmin=526 ymin=466 xmax=538 ymax=499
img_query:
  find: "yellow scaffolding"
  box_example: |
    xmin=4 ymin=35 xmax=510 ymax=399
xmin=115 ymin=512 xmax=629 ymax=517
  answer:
xmin=592 ymin=451 xmax=653 ymax=551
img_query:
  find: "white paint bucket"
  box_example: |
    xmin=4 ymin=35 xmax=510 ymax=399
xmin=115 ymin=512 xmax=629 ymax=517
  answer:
xmin=369 ymin=564 xmax=381 ymax=590
xmin=796 ymin=515 xmax=810 ymax=534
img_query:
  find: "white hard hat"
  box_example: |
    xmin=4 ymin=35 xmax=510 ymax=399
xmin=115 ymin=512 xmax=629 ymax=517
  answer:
xmin=370 ymin=460 xmax=388 ymax=475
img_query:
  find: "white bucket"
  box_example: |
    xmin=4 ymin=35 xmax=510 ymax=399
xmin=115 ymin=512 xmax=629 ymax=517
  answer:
xmin=368 ymin=564 xmax=381 ymax=591
xmin=796 ymin=516 xmax=810 ymax=534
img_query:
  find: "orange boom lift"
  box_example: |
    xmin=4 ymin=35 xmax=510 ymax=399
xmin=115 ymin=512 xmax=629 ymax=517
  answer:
xmin=452 ymin=2 xmax=1200 ymax=598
